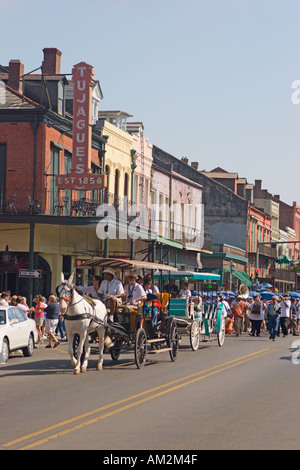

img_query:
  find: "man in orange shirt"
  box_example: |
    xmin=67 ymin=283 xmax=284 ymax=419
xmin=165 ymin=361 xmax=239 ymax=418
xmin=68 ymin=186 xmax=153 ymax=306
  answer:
xmin=231 ymin=295 xmax=248 ymax=337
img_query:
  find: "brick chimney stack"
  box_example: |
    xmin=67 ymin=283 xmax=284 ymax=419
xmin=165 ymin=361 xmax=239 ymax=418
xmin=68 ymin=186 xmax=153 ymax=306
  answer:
xmin=254 ymin=179 xmax=262 ymax=191
xmin=42 ymin=48 xmax=62 ymax=75
xmin=8 ymin=60 xmax=24 ymax=94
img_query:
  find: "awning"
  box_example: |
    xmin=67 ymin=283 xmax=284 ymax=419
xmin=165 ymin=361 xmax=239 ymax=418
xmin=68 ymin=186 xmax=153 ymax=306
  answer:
xmin=78 ymin=257 xmax=178 ymax=272
xmin=233 ymin=270 xmax=252 ymax=287
xmin=152 ymin=271 xmax=220 ymax=281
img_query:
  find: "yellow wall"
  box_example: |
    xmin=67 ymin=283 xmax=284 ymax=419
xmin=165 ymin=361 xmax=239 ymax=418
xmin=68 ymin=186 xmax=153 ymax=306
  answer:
xmin=102 ymin=120 xmax=133 ymax=199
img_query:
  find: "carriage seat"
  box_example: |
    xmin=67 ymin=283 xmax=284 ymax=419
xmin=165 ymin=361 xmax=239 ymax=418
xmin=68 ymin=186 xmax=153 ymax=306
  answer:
xmin=168 ymin=298 xmax=190 ymax=318
xmin=115 ymin=303 xmax=144 ymax=331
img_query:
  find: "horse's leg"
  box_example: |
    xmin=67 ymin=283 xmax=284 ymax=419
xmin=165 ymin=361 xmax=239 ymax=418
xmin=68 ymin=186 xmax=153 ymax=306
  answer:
xmin=81 ymin=333 xmax=90 ymax=372
xmin=96 ymin=325 xmax=105 ymax=371
xmin=67 ymin=331 xmax=76 ymax=368
xmin=73 ymin=331 xmax=87 ymax=375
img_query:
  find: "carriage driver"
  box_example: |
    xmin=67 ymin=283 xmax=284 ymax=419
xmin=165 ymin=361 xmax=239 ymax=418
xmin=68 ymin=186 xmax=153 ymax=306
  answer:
xmin=98 ymin=268 xmax=124 ymax=322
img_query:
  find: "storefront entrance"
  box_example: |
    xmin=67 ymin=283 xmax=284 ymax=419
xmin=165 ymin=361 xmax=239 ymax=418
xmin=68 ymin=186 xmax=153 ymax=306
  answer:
xmin=0 ymin=252 xmax=51 ymax=301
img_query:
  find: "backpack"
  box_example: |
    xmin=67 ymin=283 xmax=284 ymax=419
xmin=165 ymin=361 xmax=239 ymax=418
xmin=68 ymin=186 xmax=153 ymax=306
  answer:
xmin=251 ymin=303 xmax=261 ymax=315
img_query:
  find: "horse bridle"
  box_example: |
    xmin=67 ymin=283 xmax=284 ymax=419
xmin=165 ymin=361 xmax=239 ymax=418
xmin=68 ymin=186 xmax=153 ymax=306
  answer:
xmin=57 ymin=282 xmax=84 ymax=307
xmin=57 ymin=282 xmax=101 ymax=323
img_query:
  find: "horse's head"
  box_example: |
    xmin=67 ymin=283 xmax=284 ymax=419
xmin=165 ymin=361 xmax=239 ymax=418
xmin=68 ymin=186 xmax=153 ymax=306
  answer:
xmin=57 ymin=272 xmax=74 ymax=314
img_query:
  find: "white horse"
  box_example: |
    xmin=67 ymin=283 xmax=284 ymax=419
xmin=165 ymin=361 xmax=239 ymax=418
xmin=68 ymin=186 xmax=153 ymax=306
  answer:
xmin=57 ymin=273 xmax=107 ymax=374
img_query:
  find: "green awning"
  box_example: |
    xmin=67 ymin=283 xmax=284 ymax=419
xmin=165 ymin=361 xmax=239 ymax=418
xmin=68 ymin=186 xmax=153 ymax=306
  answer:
xmin=233 ymin=270 xmax=252 ymax=287
xmin=156 ymin=236 xmax=183 ymax=249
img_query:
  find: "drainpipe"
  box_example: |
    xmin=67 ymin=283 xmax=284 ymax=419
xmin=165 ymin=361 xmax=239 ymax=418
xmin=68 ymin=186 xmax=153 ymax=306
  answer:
xmin=130 ymin=149 xmax=137 ymax=259
xmin=28 ymin=115 xmax=40 ymax=306
xmin=101 ymin=136 xmax=109 ymax=258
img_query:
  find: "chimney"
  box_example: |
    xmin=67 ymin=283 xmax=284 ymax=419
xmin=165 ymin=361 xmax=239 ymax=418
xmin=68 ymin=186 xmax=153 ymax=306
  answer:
xmin=8 ymin=60 xmax=24 ymax=94
xmin=191 ymin=162 xmax=199 ymax=171
xmin=42 ymin=48 xmax=62 ymax=75
xmin=254 ymin=179 xmax=262 ymax=191
xmin=181 ymin=157 xmax=189 ymax=165
xmin=274 ymin=195 xmax=280 ymax=200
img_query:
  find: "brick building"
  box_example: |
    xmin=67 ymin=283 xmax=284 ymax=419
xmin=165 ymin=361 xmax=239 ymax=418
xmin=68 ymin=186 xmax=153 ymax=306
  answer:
xmin=0 ymin=48 xmax=107 ymax=301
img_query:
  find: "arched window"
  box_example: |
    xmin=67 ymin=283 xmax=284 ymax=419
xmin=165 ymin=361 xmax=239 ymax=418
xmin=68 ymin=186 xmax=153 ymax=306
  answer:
xmin=114 ymin=169 xmax=120 ymax=197
xmin=124 ymin=173 xmax=128 ymax=198
xmin=105 ymin=165 xmax=110 ymax=193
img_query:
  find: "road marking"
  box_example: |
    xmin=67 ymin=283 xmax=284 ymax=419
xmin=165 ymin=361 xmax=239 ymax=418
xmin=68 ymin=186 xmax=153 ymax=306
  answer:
xmin=1 ymin=347 xmax=274 ymax=450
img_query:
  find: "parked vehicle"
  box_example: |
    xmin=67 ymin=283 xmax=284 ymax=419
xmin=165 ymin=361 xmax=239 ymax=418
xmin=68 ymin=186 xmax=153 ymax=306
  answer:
xmin=0 ymin=306 xmax=38 ymax=364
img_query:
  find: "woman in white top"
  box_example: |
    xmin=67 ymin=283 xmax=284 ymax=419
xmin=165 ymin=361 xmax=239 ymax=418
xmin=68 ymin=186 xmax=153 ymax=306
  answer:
xmin=78 ymin=275 xmax=101 ymax=299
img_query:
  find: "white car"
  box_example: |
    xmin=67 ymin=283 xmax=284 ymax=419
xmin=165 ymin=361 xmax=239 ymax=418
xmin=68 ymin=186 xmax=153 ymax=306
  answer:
xmin=0 ymin=306 xmax=38 ymax=364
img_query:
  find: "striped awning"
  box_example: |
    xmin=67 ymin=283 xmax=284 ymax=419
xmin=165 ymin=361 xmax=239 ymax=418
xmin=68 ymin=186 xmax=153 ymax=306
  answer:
xmin=79 ymin=257 xmax=178 ymax=272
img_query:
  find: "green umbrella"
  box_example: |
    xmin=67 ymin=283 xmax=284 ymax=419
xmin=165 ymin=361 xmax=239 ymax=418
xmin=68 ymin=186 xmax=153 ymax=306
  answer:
xmin=275 ymin=255 xmax=294 ymax=264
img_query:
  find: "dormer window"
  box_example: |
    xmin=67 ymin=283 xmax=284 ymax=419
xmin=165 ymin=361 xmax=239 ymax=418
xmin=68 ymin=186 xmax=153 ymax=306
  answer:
xmin=58 ymin=81 xmax=64 ymax=116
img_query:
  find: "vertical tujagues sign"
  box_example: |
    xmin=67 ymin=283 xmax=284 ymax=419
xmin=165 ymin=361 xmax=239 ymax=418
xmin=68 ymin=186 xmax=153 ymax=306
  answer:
xmin=56 ymin=62 xmax=107 ymax=190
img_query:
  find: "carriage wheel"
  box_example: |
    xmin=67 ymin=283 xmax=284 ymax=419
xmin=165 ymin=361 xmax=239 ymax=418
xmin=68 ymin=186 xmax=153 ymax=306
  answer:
xmin=73 ymin=334 xmax=86 ymax=366
xmin=217 ymin=315 xmax=225 ymax=347
xmin=190 ymin=320 xmax=200 ymax=351
xmin=134 ymin=328 xmax=147 ymax=369
xmin=167 ymin=318 xmax=179 ymax=362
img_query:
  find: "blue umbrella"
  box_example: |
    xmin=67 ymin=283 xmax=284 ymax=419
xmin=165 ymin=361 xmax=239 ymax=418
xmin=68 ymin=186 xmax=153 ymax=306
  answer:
xmin=260 ymin=291 xmax=275 ymax=300
xmin=221 ymin=290 xmax=235 ymax=296
xmin=290 ymin=292 xmax=300 ymax=299
xmin=255 ymin=283 xmax=273 ymax=290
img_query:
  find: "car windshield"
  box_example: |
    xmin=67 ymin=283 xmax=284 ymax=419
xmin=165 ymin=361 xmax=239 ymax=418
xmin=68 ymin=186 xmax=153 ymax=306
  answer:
xmin=0 ymin=310 xmax=6 ymax=325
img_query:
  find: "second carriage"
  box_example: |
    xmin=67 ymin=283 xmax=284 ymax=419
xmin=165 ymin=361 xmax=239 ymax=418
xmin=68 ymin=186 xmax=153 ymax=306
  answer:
xmin=153 ymin=270 xmax=225 ymax=350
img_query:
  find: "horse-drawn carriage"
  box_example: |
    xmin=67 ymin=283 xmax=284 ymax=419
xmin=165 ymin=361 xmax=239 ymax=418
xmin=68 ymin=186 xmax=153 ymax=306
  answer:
xmin=153 ymin=271 xmax=225 ymax=350
xmin=58 ymin=258 xmax=180 ymax=372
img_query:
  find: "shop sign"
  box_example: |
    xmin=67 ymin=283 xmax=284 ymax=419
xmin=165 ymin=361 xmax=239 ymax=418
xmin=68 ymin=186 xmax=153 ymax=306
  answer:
xmin=56 ymin=62 xmax=107 ymax=190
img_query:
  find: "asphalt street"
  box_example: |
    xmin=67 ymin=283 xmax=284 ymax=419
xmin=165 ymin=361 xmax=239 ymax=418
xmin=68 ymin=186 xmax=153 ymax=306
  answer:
xmin=1 ymin=331 xmax=300 ymax=452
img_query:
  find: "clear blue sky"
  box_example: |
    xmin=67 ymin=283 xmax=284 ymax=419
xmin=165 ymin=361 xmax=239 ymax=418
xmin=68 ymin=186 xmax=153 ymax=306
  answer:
xmin=1 ymin=0 xmax=300 ymax=205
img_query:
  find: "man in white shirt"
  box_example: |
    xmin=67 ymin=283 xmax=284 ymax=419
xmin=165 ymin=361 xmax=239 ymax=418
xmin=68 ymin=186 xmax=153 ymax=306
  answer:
xmin=124 ymin=271 xmax=147 ymax=307
xmin=0 ymin=291 xmax=10 ymax=306
xmin=279 ymin=295 xmax=292 ymax=337
xmin=98 ymin=268 xmax=124 ymax=321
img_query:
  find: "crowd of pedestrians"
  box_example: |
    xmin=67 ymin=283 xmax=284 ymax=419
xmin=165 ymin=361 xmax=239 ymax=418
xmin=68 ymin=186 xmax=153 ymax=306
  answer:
xmin=1 ymin=277 xmax=299 ymax=348
xmin=221 ymin=293 xmax=300 ymax=340
xmin=0 ymin=290 xmax=66 ymax=348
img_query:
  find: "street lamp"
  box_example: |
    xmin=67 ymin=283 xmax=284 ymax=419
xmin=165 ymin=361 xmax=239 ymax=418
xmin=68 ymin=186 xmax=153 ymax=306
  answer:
xmin=1 ymin=245 xmax=11 ymax=264
xmin=1 ymin=245 xmax=11 ymax=291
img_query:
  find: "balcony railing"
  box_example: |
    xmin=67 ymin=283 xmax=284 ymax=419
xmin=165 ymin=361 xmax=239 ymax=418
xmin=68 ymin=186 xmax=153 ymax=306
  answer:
xmin=0 ymin=190 xmax=206 ymax=248
xmin=248 ymin=244 xmax=277 ymax=258
xmin=155 ymin=219 xmax=204 ymax=249
xmin=269 ymin=268 xmax=296 ymax=282
xmin=0 ymin=189 xmax=154 ymax=229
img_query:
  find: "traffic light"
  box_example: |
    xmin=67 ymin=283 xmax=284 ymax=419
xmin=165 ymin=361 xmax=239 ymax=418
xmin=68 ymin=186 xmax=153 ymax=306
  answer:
xmin=255 ymin=269 xmax=259 ymax=278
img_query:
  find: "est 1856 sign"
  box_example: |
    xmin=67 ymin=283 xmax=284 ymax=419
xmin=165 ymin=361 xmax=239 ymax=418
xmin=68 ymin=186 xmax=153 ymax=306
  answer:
xmin=55 ymin=62 xmax=107 ymax=191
